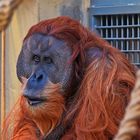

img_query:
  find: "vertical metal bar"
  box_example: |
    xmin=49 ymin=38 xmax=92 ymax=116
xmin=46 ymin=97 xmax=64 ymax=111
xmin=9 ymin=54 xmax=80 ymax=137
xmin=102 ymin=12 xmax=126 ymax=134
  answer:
xmin=132 ymin=15 xmax=134 ymax=51
xmin=116 ymin=15 xmax=118 ymax=26
xmin=132 ymin=14 xmax=134 ymax=25
xmin=116 ymin=28 xmax=119 ymax=39
xmin=105 ymin=16 xmax=108 ymax=38
xmin=121 ymin=15 xmax=124 ymax=50
xmin=126 ymin=15 xmax=129 ymax=51
xmin=101 ymin=16 xmax=103 ymax=26
xmin=137 ymin=15 xmax=140 ymax=65
xmin=132 ymin=40 xmax=134 ymax=50
xmin=111 ymin=16 xmax=113 ymax=37
xmin=137 ymin=27 xmax=140 ymax=50
xmin=100 ymin=16 xmax=103 ymax=37
xmin=116 ymin=15 xmax=119 ymax=49
xmin=1 ymin=31 xmax=6 ymax=130
xmin=121 ymin=40 xmax=124 ymax=51
xmin=100 ymin=29 xmax=103 ymax=37
xmin=121 ymin=15 xmax=123 ymax=26
xmin=91 ymin=16 xmax=93 ymax=32
xmin=111 ymin=16 xmax=113 ymax=26
xmin=111 ymin=16 xmax=113 ymax=46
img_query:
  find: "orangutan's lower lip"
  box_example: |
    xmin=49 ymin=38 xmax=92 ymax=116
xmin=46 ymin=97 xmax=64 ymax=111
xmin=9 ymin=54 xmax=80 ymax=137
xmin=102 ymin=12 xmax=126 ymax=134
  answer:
xmin=27 ymin=99 xmax=44 ymax=106
xmin=26 ymin=96 xmax=46 ymax=106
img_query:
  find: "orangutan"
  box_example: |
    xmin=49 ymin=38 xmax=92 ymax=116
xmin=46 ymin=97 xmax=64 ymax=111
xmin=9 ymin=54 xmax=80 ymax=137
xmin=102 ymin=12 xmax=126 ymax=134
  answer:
xmin=1 ymin=16 xmax=137 ymax=140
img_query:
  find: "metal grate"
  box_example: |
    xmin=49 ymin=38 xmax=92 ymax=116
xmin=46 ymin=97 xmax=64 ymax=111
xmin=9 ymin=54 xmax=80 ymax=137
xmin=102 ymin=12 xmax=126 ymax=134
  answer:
xmin=93 ymin=14 xmax=140 ymax=67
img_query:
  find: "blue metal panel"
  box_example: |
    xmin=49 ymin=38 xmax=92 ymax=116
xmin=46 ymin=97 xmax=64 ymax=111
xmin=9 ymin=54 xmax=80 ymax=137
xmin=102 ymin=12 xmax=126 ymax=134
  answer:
xmin=91 ymin=0 xmax=140 ymax=6
xmin=89 ymin=1 xmax=140 ymax=67
xmin=89 ymin=5 xmax=140 ymax=16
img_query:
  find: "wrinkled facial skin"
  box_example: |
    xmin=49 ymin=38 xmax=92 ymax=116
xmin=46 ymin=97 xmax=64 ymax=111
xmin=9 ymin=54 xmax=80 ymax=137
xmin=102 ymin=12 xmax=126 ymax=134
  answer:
xmin=17 ymin=34 xmax=72 ymax=102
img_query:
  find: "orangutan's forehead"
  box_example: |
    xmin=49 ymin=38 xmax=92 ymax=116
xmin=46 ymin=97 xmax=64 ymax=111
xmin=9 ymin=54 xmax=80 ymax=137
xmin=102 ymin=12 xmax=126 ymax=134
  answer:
xmin=24 ymin=33 xmax=67 ymax=52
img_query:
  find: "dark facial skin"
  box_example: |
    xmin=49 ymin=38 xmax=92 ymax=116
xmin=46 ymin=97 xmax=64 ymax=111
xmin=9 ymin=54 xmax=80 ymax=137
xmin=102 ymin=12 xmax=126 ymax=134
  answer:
xmin=17 ymin=34 xmax=72 ymax=104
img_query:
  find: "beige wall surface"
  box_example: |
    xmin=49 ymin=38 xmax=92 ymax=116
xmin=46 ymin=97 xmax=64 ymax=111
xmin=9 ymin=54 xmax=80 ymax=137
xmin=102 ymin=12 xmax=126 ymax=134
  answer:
xmin=2 ymin=0 xmax=90 ymax=117
xmin=5 ymin=0 xmax=39 ymax=114
xmin=39 ymin=0 xmax=90 ymax=26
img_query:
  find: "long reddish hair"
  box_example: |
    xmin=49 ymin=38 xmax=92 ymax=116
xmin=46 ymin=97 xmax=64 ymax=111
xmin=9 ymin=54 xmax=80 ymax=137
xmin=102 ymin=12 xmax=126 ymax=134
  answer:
xmin=1 ymin=16 xmax=136 ymax=140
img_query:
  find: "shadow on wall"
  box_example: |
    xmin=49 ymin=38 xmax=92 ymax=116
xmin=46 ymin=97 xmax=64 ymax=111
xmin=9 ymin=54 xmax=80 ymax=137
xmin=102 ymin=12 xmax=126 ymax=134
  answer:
xmin=60 ymin=0 xmax=83 ymax=22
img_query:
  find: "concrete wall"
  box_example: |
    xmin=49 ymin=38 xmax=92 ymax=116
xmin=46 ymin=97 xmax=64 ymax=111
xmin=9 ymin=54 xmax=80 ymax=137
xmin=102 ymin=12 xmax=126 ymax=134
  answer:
xmin=5 ymin=0 xmax=39 ymax=114
xmin=39 ymin=0 xmax=90 ymax=26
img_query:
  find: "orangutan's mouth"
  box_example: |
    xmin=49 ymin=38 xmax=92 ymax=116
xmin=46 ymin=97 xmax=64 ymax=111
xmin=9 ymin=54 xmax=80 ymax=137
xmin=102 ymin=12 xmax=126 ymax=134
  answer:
xmin=26 ymin=96 xmax=46 ymax=106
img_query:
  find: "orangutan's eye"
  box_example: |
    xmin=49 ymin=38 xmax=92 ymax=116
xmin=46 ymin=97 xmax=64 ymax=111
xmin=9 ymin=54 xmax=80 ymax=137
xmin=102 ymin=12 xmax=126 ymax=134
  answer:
xmin=44 ymin=57 xmax=53 ymax=64
xmin=32 ymin=55 xmax=40 ymax=63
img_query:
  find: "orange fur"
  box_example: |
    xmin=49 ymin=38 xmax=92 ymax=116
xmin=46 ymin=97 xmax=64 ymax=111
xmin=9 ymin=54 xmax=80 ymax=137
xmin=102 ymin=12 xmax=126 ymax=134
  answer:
xmin=62 ymin=47 xmax=136 ymax=140
xmin=1 ymin=98 xmax=39 ymax=140
xmin=1 ymin=81 xmax=65 ymax=140
xmin=21 ymin=81 xmax=65 ymax=135
xmin=1 ymin=16 xmax=137 ymax=140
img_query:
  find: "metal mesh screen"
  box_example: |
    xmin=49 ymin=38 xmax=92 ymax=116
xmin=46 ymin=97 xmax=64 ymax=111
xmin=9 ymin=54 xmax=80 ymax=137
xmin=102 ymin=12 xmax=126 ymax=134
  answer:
xmin=94 ymin=14 xmax=140 ymax=67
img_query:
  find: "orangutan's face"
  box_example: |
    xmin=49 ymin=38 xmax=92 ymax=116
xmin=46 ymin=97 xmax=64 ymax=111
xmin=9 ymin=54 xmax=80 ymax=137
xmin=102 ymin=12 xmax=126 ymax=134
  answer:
xmin=17 ymin=33 xmax=72 ymax=106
